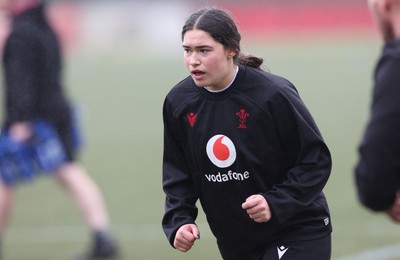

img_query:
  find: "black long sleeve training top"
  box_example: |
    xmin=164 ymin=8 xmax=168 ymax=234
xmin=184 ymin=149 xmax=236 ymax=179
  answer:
xmin=2 ymin=4 xmax=71 ymax=128
xmin=162 ymin=65 xmax=332 ymax=259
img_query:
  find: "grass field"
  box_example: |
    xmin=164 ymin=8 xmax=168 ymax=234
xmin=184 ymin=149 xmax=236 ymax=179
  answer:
xmin=2 ymin=33 xmax=400 ymax=259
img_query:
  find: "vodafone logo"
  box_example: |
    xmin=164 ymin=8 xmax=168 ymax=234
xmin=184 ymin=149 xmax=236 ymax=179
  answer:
xmin=206 ymin=135 xmax=236 ymax=168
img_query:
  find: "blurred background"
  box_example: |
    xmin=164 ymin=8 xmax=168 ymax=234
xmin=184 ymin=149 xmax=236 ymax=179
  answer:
xmin=1 ymin=0 xmax=398 ymax=259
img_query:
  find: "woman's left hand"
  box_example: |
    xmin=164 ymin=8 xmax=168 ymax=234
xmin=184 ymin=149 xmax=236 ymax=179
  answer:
xmin=242 ymin=194 xmax=271 ymax=223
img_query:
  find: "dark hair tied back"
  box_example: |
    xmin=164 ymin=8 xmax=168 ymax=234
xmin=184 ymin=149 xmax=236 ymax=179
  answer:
xmin=182 ymin=7 xmax=264 ymax=70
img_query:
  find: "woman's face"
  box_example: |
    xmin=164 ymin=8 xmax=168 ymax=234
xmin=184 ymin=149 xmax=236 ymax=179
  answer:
xmin=182 ymin=29 xmax=237 ymax=91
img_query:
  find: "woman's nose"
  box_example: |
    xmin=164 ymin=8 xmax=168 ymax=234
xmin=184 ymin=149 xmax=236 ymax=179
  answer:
xmin=190 ymin=54 xmax=200 ymax=66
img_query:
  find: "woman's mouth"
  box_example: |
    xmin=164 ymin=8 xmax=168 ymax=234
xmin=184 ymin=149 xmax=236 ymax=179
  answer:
xmin=191 ymin=70 xmax=205 ymax=80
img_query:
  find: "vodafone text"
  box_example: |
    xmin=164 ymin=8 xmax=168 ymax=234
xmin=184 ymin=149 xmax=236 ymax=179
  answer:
xmin=205 ymin=170 xmax=250 ymax=182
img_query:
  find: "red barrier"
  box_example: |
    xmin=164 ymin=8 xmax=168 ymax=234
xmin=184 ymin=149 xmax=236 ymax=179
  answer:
xmin=219 ymin=2 xmax=374 ymax=38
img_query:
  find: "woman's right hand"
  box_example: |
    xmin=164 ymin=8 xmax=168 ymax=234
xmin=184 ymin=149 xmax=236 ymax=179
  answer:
xmin=8 ymin=122 xmax=32 ymax=142
xmin=173 ymin=223 xmax=200 ymax=252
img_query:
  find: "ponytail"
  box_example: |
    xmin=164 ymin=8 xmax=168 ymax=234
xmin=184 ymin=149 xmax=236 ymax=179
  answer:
xmin=237 ymin=53 xmax=264 ymax=70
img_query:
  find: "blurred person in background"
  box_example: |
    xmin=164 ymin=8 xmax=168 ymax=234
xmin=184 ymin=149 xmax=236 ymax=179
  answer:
xmin=0 ymin=0 xmax=118 ymax=259
xmin=162 ymin=7 xmax=332 ymax=260
xmin=355 ymin=0 xmax=400 ymax=222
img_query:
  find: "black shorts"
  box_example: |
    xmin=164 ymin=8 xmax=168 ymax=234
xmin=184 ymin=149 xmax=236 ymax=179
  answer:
xmin=261 ymin=234 xmax=331 ymax=260
xmin=56 ymin=122 xmax=75 ymax=162
xmin=53 ymin=113 xmax=76 ymax=162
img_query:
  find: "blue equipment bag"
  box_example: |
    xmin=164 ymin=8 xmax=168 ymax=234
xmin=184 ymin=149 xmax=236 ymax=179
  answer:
xmin=0 ymin=132 xmax=35 ymax=185
xmin=30 ymin=120 xmax=67 ymax=173
xmin=0 ymin=120 xmax=67 ymax=186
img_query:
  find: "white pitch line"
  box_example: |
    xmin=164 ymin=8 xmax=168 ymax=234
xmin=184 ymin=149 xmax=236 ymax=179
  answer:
xmin=335 ymin=243 xmax=400 ymax=260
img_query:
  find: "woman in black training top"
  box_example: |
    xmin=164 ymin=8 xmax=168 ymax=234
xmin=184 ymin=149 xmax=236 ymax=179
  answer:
xmin=162 ymin=7 xmax=332 ymax=260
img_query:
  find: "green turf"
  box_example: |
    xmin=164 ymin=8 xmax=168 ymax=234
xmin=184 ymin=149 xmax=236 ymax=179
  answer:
xmin=1 ymin=34 xmax=399 ymax=259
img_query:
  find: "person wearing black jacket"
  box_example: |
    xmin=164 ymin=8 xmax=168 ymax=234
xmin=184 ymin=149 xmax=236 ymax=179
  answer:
xmin=0 ymin=1 xmax=118 ymax=259
xmin=162 ymin=7 xmax=332 ymax=260
xmin=355 ymin=0 xmax=400 ymax=222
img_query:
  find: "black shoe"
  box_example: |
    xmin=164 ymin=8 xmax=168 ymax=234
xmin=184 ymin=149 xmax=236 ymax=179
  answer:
xmin=75 ymin=231 xmax=119 ymax=260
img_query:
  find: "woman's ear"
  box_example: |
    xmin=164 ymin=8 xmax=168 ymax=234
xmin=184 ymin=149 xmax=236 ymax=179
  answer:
xmin=227 ymin=49 xmax=237 ymax=59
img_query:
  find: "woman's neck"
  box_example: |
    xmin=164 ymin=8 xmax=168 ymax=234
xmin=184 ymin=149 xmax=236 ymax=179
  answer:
xmin=205 ymin=65 xmax=239 ymax=93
